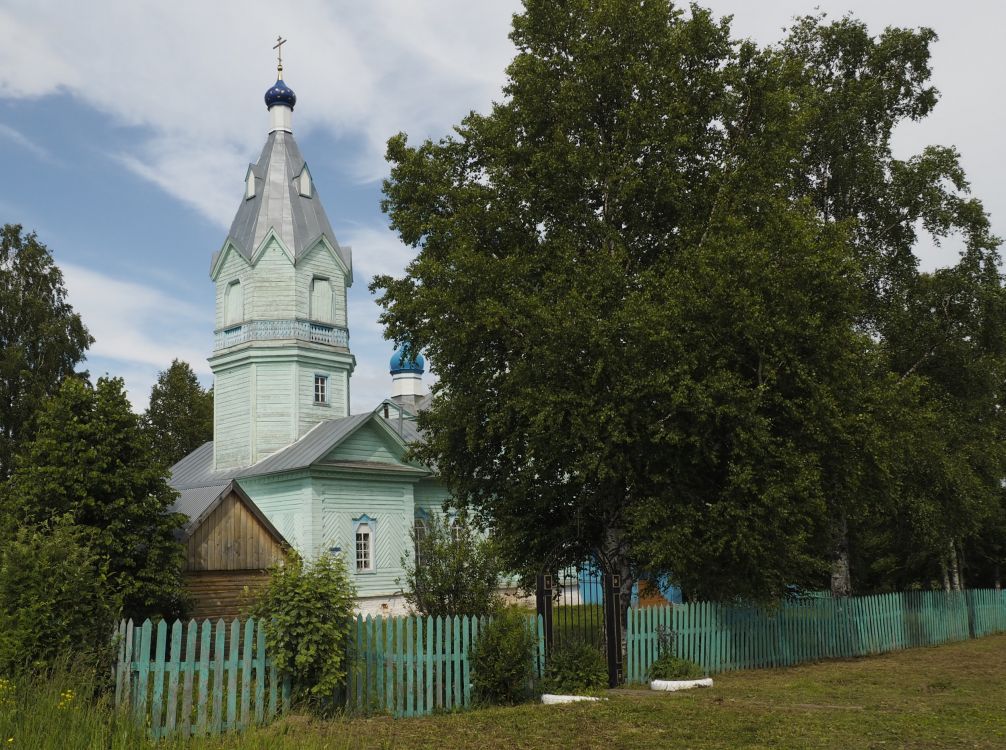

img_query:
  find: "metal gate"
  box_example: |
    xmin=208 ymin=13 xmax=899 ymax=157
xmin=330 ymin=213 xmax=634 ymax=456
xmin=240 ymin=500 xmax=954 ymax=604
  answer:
xmin=536 ymin=559 xmax=623 ymax=688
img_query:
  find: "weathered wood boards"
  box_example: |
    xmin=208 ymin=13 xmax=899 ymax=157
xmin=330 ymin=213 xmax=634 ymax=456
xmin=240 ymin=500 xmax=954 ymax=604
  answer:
xmin=114 ymin=617 xmax=289 ymax=740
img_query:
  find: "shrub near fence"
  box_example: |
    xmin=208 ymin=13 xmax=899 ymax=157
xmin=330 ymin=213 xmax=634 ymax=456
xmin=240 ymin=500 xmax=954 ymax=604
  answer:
xmin=114 ymin=618 xmax=290 ymax=739
xmin=625 ymin=588 xmax=1006 ymax=683
xmin=345 ymin=613 xmax=546 ymax=717
xmin=116 ymin=613 xmax=545 ymax=738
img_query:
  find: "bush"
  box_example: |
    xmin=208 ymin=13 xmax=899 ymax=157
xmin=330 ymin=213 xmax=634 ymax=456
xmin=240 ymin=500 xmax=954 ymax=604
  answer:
xmin=0 ymin=519 xmax=120 ymax=673
xmin=400 ymin=510 xmax=502 ymax=618
xmin=542 ymin=640 xmax=608 ymax=695
xmin=648 ymin=652 xmax=705 ymax=680
xmin=649 ymin=625 xmax=705 ymax=680
xmin=469 ymin=607 xmax=536 ymax=705
xmin=250 ymin=553 xmax=356 ymax=712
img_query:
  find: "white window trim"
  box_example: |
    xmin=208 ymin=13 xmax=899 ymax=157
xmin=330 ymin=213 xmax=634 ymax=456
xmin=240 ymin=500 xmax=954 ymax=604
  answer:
xmin=313 ymin=373 xmax=329 ymax=406
xmin=353 ymin=515 xmax=376 ymax=574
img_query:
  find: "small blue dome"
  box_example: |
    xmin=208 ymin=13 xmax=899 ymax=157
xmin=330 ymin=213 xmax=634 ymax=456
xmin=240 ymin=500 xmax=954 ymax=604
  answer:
xmin=390 ymin=348 xmax=425 ymax=375
xmin=264 ymin=79 xmax=296 ymax=110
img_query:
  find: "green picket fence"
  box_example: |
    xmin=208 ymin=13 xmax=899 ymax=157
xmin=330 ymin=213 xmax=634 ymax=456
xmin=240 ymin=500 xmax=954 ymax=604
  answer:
xmin=115 ymin=612 xmax=545 ymax=736
xmin=345 ymin=613 xmax=546 ymax=716
xmin=114 ymin=618 xmax=290 ymax=739
xmin=625 ymin=588 xmax=1006 ymax=683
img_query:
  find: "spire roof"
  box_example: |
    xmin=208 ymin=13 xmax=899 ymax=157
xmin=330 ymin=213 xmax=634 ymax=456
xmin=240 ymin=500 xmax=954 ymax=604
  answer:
xmin=222 ymin=129 xmax=352 ymax=275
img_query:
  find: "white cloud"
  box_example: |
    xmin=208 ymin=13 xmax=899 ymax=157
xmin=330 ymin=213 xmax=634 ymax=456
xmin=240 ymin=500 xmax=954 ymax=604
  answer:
xmin=342 ymin=224 xmax=418 ymax=283
xmin=62 ymin=263 xmax=212 ymax=408
xmin=0 ymin=1 xmax=519 ymax=226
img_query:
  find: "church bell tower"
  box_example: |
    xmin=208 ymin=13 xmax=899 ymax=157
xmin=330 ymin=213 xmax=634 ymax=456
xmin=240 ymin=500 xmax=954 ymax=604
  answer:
xmin=209 ymin=46 xmax=355 ymax=471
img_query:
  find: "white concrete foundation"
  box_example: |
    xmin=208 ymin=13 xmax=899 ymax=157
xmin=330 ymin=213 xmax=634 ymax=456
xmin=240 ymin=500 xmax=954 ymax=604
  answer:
xmin=650 ymin=678 xmax=713 ymax=691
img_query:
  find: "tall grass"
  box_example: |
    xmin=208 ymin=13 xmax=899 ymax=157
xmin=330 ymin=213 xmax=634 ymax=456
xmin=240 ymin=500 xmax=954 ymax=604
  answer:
xmin=0 ymin=661 xmax=168 ymax=750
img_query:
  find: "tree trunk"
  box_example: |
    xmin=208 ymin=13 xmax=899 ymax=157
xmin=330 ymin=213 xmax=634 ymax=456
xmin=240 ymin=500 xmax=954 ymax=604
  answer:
xmin=994 ymin=563 xmax=1001 ymax=591
xmin=940 ymin=557 xmax=951 ymax=592
xmin=601 ymin=525 xmax=635 ymax=618
xmin=948 ymin=539 xmax=961 ymax=592
xmin=829 ymin=514 xmax=852 ymax=597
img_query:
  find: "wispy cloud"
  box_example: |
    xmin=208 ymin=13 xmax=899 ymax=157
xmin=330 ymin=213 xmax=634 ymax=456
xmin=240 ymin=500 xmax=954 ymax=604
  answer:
xmin=0 ymin=122 xmax=57 ymax=164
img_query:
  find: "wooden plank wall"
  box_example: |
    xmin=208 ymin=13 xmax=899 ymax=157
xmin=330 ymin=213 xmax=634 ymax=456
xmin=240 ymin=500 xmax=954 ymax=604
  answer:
xmin=184 ymin=571 xmax=272 ymax=621
xmin=186 ymin=491 xmax=286 ymax=571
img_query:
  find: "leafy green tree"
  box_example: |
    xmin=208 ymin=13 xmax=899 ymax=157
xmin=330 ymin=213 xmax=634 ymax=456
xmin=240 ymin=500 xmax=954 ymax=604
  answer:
xmin=250 ymin=553 xmax=356 ymax=712
xmin=399 ymin=511 xmax=502 ymax=617
xmin=144 ymin=359 xmax=213 ymax=467
xmin=0 ymin=518 xmax=120 ymax=673
xmin=374 ymin=0 xmax=860 ymax=601
xmin=2 ymin=376 xmax=188 ymax=619
xmin=768 ymin=16 xmax=1006 ymax=594
xmin=374 ymin=2 xmax=1006 ymax=600
xmin=0 ymin=224 xmax=92 ymax=479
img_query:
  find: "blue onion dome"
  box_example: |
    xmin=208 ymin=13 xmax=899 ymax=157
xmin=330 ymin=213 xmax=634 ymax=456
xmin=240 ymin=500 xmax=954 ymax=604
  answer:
xmin=264 ymin=78 xmax=296 ymax=110
xmin=390 ymin=347 xmax=425 ymax=375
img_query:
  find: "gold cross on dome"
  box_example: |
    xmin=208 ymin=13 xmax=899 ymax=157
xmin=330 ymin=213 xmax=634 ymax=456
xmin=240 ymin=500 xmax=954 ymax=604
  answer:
xmin=273 ymin=36 xmax=287 ymax=78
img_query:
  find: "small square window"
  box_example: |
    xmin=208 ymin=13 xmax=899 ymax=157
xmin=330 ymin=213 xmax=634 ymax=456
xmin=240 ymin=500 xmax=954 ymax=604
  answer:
xmin=356 ymin=523 xmax=373 ymax=571
xmin=314 ymin=374 xmax=328 ymax=404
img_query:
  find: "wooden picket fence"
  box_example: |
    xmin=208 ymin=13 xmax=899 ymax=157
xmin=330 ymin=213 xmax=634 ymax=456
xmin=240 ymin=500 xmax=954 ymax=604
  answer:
xmin=625 ymin=588 xmax=1006 ymax=683
xmin=345 ymin=613 xmax=546 ymax=716
xmin=114 ymin=618 xmax=289 ymax=739
xmin=116 ymin=589 xmax=1006 ymax=737
xmin=115 ymin=613 xmax=545 ymax=736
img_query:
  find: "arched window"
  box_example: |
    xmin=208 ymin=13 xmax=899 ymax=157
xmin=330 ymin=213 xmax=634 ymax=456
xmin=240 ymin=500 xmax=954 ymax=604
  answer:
xmin=225 ymin=280 xmax=243 ymax=325
xmin=413 ymin=517 xmax=427 ymax=567
xmin=355 ymin=522 xmax=373 ymax=572
xmin=310 ymin=277 xmax=333 ymax=323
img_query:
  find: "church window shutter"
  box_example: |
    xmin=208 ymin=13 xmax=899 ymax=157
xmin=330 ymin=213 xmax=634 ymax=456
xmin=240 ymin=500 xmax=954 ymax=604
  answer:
xmin=225 ymin=280 xmax=243 ymax=325
xmin=310 ymin=277 xmax=333 ymax=323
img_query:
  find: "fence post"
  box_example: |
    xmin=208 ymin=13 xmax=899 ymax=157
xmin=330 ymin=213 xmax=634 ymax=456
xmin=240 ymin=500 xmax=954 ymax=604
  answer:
xmin=603 ymin=573 xmax=623 ymax=688
xmin=536 ymin=574 xmax=554 ymax=658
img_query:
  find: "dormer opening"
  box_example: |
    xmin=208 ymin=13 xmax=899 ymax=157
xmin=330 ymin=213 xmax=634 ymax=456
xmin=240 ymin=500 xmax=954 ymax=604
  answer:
xmin=225 ymin=280 xmax=243 ymax=326
xmin=245 ymin=168 xmax=256 ymax=200
xmin=310 ymin=276 xmax=334 ymax=323
xmin=297 ymin=166 xmax=313 ymax=199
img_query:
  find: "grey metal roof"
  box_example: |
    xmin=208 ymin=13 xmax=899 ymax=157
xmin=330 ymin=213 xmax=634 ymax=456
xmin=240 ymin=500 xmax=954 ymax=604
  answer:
xmin=171 ymin=484 xmax=230 ymax=533
xmin=169 ymin=441 xmax=237 ymax=490
xmin=220 ymin=130 xmax=352 ymax=276
xmin=170 ymin=413 xmax=421 ymax=500
xmin=168 ymin=481 xmax=291 ymax=545
xmin=237 ymin=413 xmax=374 ymax=479
xmin=377 ymin=399 xmax=426 ymax=444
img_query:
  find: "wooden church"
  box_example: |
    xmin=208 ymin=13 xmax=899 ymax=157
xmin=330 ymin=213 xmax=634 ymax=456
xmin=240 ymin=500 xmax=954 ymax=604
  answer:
xmin=169 ymin=58 xmax=449 ymax=619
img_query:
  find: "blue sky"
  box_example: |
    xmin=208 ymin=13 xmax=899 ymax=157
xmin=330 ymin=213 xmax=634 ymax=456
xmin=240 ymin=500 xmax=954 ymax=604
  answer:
xmin=0 ymin=1 xmax=1002 ymax=412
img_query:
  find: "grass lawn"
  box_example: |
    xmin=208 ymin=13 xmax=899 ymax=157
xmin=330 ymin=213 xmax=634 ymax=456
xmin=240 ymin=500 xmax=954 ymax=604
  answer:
xmin=193 ymin=633 xmax=1006 ymax=749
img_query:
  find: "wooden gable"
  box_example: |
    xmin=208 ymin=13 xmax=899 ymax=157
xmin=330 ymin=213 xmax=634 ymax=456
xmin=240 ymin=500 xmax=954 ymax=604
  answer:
xmin=184 ymin=488 xmax=287 ymax=572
